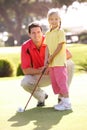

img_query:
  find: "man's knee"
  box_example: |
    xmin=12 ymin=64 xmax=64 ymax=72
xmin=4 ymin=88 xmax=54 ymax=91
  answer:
xmin=21 ymin=78 xmax=35 ymax=93
xmin=21 ymin=75 xmax=36 ymax=87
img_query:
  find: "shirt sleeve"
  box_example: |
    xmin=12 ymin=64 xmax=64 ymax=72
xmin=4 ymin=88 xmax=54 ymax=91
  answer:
xmin=58 ymin=30 xmax=66 ymax=43
xmin=21 ymin=45 xmax=31 ymax=69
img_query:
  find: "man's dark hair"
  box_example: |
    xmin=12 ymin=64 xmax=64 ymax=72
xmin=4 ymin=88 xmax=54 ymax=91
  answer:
xmin=28 ymin=21 xmax=42 ymax=33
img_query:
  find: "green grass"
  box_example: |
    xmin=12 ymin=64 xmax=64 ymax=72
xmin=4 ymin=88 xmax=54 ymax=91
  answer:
xmin=0 ymin=44 xmax=87 ymax=76
xmin=0 ymin=47 xmax=21 ymax=76
xmin=68 ymin=44 xmax=87 ymax=63
xmin=67 ymin=43 xmax=87 ymax=73
xmin=0 ymin=45 xmax=87 ymax=130
xmin=0 ymin=74 xmax=87 ymax=130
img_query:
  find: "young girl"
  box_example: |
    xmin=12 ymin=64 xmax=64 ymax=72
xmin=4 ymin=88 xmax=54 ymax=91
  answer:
xmin=45 ymin=8 xmax=72 ymax=110
xmin=58 ymin=49 xmax=74 ymax=102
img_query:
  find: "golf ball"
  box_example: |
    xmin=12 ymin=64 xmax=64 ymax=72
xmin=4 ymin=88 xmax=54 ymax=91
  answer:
xmin=17 ymin=107 xmax=24 ymax=112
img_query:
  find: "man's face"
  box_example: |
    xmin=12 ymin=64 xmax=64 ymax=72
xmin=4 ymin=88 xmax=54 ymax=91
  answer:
xmin=29 ymin=27 xmax=43 ymax=46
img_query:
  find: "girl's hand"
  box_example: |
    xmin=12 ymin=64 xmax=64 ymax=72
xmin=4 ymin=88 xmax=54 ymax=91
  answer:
xmin=47 ymin=55 xmax=53 ymax=64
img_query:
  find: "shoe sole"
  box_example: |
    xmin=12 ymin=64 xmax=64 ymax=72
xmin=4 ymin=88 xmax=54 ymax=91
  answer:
xmin=54 ymin=107 xmax=72 ymax=111
xmin=37 ymin=94 xmax=48 ymax=107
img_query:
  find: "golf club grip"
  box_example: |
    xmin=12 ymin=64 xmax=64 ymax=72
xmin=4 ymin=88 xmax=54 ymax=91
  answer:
xmin=42 ymin=67 xmax=47 ymax=74
xmin=24 ymin=67 xmax=46 ymax=111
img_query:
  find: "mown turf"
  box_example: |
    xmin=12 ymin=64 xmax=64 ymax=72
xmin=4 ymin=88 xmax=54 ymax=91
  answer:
xmin=0 ymin=44 xmax=87 ymax=76
xmin=0 ymin=73 xmax=87 ymax=130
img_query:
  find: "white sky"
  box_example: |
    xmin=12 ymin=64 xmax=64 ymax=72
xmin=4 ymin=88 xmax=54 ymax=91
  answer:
xmin=40 ymin=2 xmax=87 ymax=31
xmin=61 ymin=2 xmax=87 ymax=28
xmin=1 ymin=1 xmax=87 ymax=42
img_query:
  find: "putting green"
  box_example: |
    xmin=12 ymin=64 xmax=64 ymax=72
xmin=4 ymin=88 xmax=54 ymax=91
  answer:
xmin=0 ymin=74 xmax=87 ymax=130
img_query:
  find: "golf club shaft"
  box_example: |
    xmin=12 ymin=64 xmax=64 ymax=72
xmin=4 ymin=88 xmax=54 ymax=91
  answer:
xmin=23 ymin=67 xmax=46 ymax=111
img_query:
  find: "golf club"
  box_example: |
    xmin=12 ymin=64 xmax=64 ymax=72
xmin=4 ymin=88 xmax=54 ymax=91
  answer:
xmin=17 ymin=67 xmax=47 ymax=112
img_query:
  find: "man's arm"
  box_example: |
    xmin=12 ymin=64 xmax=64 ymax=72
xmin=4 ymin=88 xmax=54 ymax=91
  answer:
xmin=44 ymin=46 xmax=49 ymax=65
xmin=22 ymin=67 xmax=42 ymax=75
xmin=66 ymin=49 xmax=72 ymax=60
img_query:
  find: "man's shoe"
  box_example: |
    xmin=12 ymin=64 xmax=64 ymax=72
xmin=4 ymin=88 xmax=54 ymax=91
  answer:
xmin=37 ymin=101 xmax=45 ymax=107
xmin=37 ymin=94 xmax=48 ymax=107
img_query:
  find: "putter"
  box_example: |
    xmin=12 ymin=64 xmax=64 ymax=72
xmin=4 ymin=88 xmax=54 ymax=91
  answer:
xmin=19 ymin=67 xmax=47 ymax=112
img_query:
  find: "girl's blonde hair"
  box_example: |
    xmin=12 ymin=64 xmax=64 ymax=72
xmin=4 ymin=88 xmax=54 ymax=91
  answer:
xmin=47 ymin=8 xmax=61 ymax=19
xmin=47 ymin=8 xmax=61 ymax=29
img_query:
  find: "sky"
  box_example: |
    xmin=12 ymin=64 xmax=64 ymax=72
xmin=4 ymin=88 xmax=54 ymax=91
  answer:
xmin=61 ymin=2 xmax=87 ymax=29
xmin=40 ymin=2 xmax=87 ymax=33
xmin=1 ymin=1 xmax=87 ymax=43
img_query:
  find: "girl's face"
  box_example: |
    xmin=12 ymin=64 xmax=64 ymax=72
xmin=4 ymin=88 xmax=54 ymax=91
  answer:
xmin=48 ymin=13 xmax=60 ymax=29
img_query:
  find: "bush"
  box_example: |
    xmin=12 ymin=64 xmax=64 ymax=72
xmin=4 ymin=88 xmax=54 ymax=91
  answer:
xmin=0 ymin=59 xmax=13 ymax=77
xmin=16 ymin=64 xmax=24 ymax=76
xmin=78 ymin=59 xmax=87 ymax=72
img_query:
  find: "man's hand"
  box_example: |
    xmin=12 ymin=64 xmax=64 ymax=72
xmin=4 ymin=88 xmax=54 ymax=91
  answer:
xmin=44 ymin=67 xmax=49 ymax=75
xmin=39 ymin=66 xmax=49 ymax=75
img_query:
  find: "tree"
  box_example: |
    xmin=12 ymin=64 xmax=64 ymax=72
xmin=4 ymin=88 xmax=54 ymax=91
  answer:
xmin=0 ymin=0 xmax=86 ymax=45
xmin=0 ymin=0 xmax=52 ymax=45
xmin=0 ymin=0 xmax=31 ymax=45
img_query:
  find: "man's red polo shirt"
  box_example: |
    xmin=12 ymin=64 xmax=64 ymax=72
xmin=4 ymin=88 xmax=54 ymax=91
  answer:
xmin=21 ymin=36 xmax=46 ymax=69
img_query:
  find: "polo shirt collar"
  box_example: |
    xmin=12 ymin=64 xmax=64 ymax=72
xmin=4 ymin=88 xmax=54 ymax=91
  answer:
xmin=50 ymin=27 xmax=59 ymax=32
xmin=30 ymin=36 xmax=46 ymax=50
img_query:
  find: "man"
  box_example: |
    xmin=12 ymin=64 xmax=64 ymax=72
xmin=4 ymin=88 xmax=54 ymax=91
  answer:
xmin=21 ymin=21 xmax=74 ymax=107
xmin=21 ymin=21 xmax=51 ymax=107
